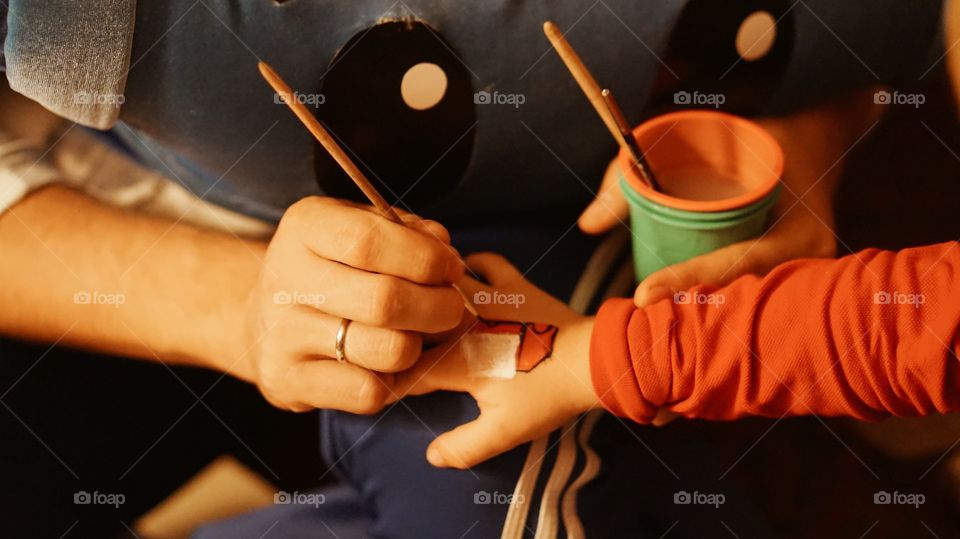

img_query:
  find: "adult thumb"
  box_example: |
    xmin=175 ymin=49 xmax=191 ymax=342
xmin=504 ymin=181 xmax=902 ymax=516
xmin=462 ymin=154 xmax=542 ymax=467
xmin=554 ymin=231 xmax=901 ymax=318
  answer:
xmin=578 ymin=159 xmax=629 ymax=235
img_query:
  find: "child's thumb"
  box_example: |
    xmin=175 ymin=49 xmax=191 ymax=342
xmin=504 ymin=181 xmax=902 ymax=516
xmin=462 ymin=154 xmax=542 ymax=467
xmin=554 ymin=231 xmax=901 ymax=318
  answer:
xmin=426 ymin=415 xmax=508 ymax=469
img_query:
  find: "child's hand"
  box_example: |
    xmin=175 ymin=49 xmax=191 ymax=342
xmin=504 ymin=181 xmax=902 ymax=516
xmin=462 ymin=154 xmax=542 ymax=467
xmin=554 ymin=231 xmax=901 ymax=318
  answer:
xmin=395 ymin=253 xmax=600 ymax=469
xmin=578 ymin=90 xmax=887 ymax=307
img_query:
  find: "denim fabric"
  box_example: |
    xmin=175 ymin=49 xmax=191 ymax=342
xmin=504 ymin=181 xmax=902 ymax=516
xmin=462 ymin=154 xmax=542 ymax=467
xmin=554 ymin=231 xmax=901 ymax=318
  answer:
xmin=194 ymin=222 xmax=778 ymax=539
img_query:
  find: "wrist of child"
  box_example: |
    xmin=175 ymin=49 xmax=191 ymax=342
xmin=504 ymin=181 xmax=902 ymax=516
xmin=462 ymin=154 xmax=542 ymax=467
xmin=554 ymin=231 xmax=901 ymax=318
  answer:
xmin=557 ymin=316 xmax=603 ymax=414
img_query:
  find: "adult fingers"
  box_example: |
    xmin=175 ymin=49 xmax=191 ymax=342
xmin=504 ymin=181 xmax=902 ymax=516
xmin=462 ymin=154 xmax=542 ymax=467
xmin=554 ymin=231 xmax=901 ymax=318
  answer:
xmin=399 ymin=213 xmax=453 ymax=246
xmin=286 ymin=256 xmax=463 ymax=333
xmin=282 ymin=359 xmax=397 ymax=414
xmin=578 ymin=158 xmax=629 ymax=235
xmin=324 ymin=201 xmax=453 ymax=245
xmin=281 ymin=197 xmax=462 ymax=285
xmin=633 ymin=193 xmax=838 ymax=307
xmin=275 ymin=309 xmax=422 ymax=373
xmin=392 ymin=333 xmax=474 ymax=398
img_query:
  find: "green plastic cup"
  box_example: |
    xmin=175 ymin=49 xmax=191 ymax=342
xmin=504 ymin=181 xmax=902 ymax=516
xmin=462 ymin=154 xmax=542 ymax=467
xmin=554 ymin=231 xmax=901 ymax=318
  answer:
xmin=619 ymin=110 xmax=784 ymax=280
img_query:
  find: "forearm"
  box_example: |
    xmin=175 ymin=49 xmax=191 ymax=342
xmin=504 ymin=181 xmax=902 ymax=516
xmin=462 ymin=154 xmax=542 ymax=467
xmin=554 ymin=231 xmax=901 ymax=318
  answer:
xmin=0 ymin=185 xmax=264 ymax=380
xmin=591 ymin=242 xmax=960 ymax=422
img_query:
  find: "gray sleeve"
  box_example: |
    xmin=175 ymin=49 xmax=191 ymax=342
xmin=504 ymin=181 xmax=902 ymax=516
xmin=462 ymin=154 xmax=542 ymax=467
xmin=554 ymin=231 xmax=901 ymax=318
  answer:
xmin=3 ymin=0 xmax=136 ymax=129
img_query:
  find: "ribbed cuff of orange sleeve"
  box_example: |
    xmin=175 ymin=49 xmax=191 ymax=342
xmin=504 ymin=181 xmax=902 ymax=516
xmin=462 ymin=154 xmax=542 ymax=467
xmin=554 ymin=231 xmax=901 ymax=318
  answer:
xmin=590 ymin=298 xmax=662 ymax=423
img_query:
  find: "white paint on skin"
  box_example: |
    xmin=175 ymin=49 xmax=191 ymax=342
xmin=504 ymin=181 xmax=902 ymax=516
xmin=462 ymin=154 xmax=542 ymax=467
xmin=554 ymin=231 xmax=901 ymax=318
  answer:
xmin=462 ymin=332 xmax=520 ymax=379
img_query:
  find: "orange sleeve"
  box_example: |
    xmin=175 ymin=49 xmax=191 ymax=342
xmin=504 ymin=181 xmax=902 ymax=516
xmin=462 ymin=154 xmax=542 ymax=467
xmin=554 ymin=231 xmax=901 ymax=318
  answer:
xmin=590 ymin=242 xmax=960 ymax=424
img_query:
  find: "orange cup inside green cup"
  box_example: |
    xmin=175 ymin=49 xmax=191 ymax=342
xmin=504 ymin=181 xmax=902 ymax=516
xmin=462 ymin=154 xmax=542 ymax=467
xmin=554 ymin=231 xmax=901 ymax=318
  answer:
xmin=618 ymin=110 xmax=784 ymax=280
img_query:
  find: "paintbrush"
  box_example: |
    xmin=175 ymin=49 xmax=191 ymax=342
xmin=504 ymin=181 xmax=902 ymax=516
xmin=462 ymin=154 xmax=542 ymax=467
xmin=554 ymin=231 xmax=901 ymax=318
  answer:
xmin=258 ymin=61 xmax=480 ymax=317
xmin=543 ymin=20 xmax=660 ymax=191
xmin=601 ymin=89 xmax=661 ymax=191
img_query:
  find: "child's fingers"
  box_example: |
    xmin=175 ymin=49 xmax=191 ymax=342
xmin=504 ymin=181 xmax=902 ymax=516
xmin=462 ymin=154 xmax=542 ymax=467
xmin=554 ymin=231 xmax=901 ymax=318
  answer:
xmin=651 ymin=409 xmax=680 ymax=426
xmin=464 ymin=252 xmax=524 ymax=286
xmin=425 ymin=415 xmax=513 ymax=469
xmin=633 ymin=238 xmax=774 ymax=307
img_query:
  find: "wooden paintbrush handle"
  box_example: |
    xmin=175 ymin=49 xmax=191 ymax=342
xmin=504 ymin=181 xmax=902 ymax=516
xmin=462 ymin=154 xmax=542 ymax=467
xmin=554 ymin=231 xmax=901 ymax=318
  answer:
xmin=258 ymin=61 xmax=403 ymax=224
xmin=543 ymin=21 xmax=628 ymax=150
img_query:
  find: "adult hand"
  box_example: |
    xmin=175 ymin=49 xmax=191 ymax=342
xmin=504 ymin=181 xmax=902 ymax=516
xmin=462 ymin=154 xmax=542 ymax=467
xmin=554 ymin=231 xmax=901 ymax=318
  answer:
xmin=243 ymin=196 xmax=465 ymax=413
xmin=577 ymin=90 xmax=889 ymax=307
xmin=577 ymin=95 xmax=885 ymax=426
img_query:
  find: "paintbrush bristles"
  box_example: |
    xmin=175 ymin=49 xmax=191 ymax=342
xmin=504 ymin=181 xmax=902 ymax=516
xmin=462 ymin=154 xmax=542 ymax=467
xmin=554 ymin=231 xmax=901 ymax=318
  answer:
xmin=543 ymin=21 xmax=626 ymax=149
xmin=257 ymin=61 xmax=403 ymax=224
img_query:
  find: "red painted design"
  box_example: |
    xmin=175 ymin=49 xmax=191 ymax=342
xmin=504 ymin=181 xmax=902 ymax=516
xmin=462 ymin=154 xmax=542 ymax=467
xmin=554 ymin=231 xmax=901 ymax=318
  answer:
xmin=472 ymin=318 xmax=559 ymax=372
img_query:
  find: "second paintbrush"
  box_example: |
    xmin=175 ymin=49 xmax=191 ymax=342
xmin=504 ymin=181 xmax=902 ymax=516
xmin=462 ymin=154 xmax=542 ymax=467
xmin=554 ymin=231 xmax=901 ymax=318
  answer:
xmin=601 ymin=88 xmax=661 ymax=192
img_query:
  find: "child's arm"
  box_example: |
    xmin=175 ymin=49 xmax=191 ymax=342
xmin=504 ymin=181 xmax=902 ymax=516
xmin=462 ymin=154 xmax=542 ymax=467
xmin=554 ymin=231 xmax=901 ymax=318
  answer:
xmin=400 ymin=243 xmax=960 ymax=469
xmin=580 ymin=89 xmax=885 ymax=307
xmin=593 ymin=241 xmax=960 ymax=423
